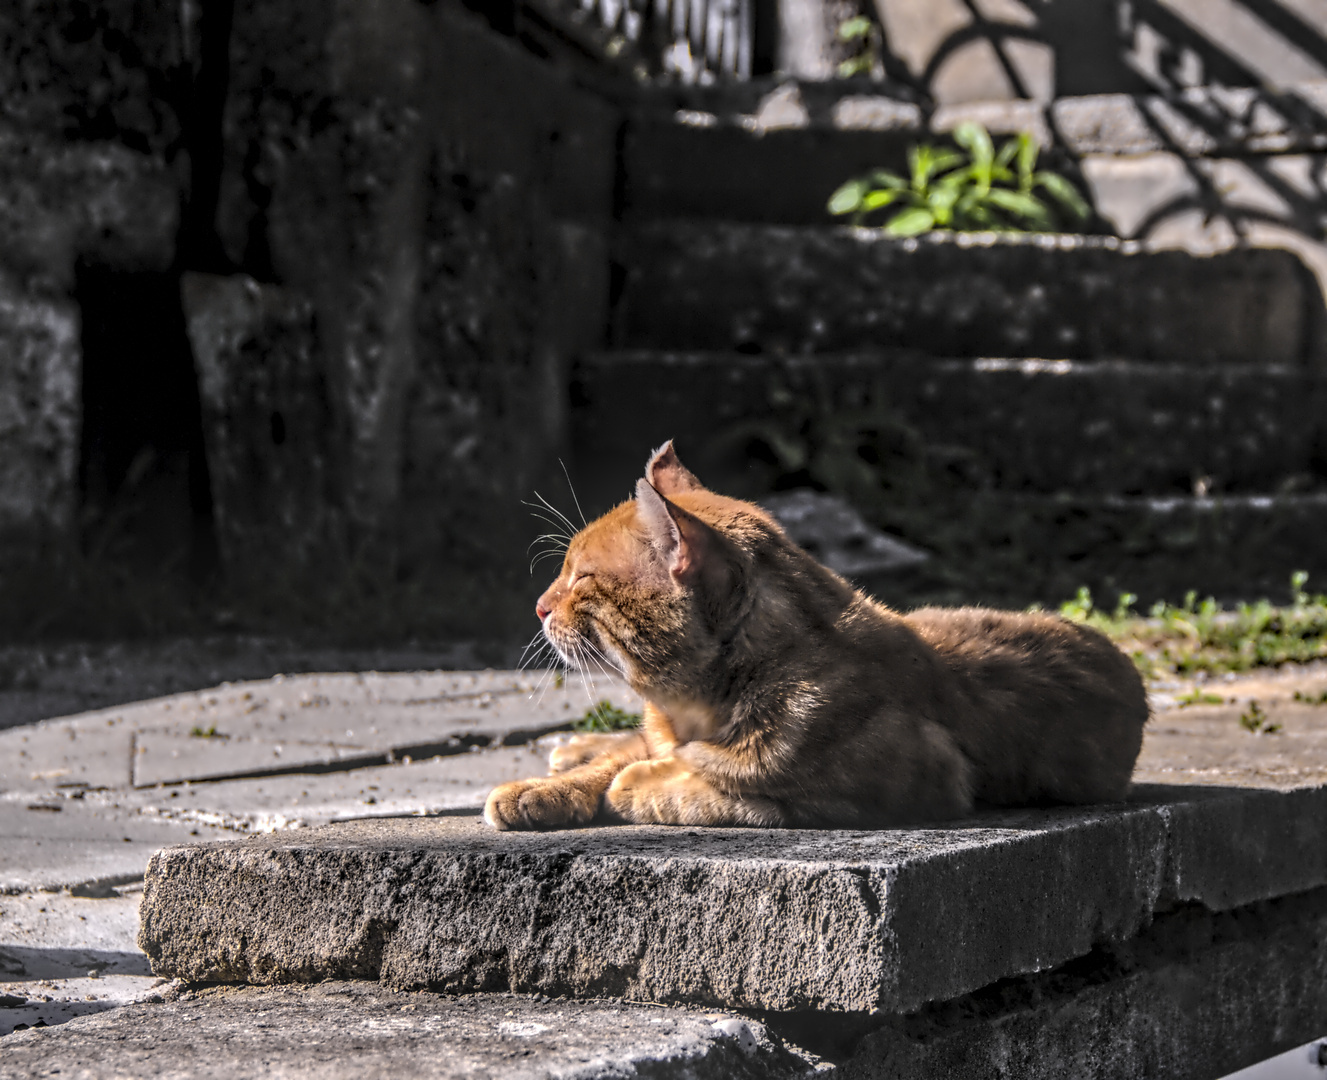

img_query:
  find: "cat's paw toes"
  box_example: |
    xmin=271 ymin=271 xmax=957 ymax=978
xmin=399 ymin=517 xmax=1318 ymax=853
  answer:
xmin=605 ymin=759 xmax=684 ymax=824
xmin=484 ymin=780 xmax=538 ymax=830
xmin=484 ymin=778 xmax=598 ymax=830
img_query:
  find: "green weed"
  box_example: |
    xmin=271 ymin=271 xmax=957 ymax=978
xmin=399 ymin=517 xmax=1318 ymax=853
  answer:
xmin=188 ymin=724 xmax=225 ymax=738
xmin=836 ymin=16 xmax=880 ymax=78
xmin=1059 ymin=574 xmax=1327 ymax=679
xmin=1238 ymin=700 xmax=1282 ymax=735
xmin=1175 ymin=688 xmax=1225 ymax=708
xmin=574 ymin=700 xmax=642 ymax=733
xmin=827 ymin=122 xmax=1091 ymax=235
xmin=1292 ymin=688 xmax=1327 ymax=705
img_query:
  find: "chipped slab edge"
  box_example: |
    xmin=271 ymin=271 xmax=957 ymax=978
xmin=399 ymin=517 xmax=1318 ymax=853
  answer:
xmin=137 ymin=783 xmax=1327 ymax=1014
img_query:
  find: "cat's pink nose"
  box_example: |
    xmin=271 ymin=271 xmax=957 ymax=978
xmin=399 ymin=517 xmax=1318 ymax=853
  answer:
xmin=535 ymin=601 xmax=550 ymax=621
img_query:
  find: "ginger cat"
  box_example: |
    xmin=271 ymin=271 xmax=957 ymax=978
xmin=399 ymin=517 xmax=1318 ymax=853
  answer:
xmin=484 ymin=442 xmax=1148 ymax=830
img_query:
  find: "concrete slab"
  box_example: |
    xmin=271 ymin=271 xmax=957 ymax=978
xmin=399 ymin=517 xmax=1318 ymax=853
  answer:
xmin=828 ymin=887 xmax=1327 ymax=1080
xmin=0 ymin=799 xmax=231 ymax=895
xmin=107 ymin=742 xmax=562 ymax=833
xmin=0 ymin=890 xmax=161 ymax=1038
xmin=0 ymin=982 xmax=818 ymax=1079
xmin=0 ymin=639 xmax=493 ymax=733
xmin=0 ymin=670 xmax=637 ymax=791
xmin=137 ymin=777 xmax=1327 ymax=1014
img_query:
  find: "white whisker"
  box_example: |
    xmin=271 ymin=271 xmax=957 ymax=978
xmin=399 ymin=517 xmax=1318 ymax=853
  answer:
xmin=525 ymin=495 xmax=571 ymax=534
xmin=559 ymin=459 xmax=587 ymax=526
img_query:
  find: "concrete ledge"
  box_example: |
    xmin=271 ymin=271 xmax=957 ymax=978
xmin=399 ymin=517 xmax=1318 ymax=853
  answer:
xmin=138 ymin=783 xmax=1327 ymax=1014
xmin=0 ymin=983 xmax=815 ymax=1080
xmin=574 ymin=351 xmax=1327 ymax=497
xmin=613 ymin=223 xmax=1319 ymax=365
xmin=776 ymin=887 xmax=1327 ymax=1079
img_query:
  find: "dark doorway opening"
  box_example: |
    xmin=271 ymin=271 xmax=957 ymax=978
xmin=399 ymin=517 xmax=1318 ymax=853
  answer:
xmin=76 ymin=266 xmax=218 ymax=583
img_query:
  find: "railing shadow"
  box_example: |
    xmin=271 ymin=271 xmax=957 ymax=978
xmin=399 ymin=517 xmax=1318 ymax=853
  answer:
xmin=874 ymin=0 xmax=1327 ymax=249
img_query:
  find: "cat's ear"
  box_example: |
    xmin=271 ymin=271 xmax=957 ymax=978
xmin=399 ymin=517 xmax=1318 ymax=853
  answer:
xmin=645 ymin=440 xmax=706 ymax=497
xmin=635 ymin=478 xmax=711 ymax=583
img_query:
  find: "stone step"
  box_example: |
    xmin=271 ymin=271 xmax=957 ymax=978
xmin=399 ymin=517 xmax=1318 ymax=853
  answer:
xmin=0 ymin=982 xmax=813 ymax=1079
xmin=572 ymin=351 xmax=1327 ymax=500
xmin=611 ymin=221 xmax=1324 ymax=365
xmin=139 ymin=778 xmax=1327 ymax=1015
xmin=621 ymin=81 xmax=1327 ymax=226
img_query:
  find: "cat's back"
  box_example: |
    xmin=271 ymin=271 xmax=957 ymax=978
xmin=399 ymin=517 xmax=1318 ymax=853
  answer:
xmin=902 ymin=607 xmax=1148 ymax=805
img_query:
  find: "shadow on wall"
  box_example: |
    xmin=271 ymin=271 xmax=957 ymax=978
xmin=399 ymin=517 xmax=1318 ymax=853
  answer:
xmin=870 ymin=0 xmax=1327 ymax=285
xmin=872 ymin=0 xmax=1327 ymax=102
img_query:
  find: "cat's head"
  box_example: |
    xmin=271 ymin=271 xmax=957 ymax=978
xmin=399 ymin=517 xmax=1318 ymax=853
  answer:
xmin=535 ymin=441 xmax=789 ymax=696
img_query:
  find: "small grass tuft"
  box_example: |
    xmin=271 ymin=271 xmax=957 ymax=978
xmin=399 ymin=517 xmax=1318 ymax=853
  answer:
xmin=574 ymin=700 xmax=642 ymax=733
xmin=188 ymin=724 xmax=226 ymax=739
xmin=1175 ymin=688 xmax=1225 ymax=708
xmin=1058 ymin=574 xmax=1327 ymax=680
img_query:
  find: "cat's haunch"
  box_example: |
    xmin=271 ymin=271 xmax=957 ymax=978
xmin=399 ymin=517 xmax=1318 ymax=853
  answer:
xmin=484 ymin=440 xmax=1147 ymax=830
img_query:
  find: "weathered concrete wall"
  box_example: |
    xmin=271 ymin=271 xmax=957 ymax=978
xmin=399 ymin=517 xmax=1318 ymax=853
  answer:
xmin=0 ymin=276 xmax=80 ymax=536
xmin=182 ymin=273 xmax=335 ymax=576
xmin=209 ymin=0 xmax=617 ymax=578
xmin=0 ymin=0 xmax=190 ymax=548
xmin=870 ymin=0 xmax=1327 ymax=103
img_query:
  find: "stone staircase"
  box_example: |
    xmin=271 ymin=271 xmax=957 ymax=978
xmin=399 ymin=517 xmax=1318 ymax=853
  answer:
xmin=569 ymin=108 xmax=1327 ymax=607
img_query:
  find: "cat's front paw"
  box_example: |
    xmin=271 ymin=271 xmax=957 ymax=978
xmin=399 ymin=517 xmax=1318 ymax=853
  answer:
xmin=483 ymin=778 xmax=601 ymax=830
xmin=605 ymin=758 xmax=697 ymax=825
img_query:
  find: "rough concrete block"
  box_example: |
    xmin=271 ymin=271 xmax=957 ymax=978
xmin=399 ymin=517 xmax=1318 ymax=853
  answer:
xmin=0 ymin=982 xmax=815 ymax=1080
xmin=0 ymin=275 xmax=79 ymax=537
xmin=215 ymin=0 xmax=616 ymax=551
xmin=0 ymin=0 xmax=195 ymax=150
xmin=834 ymin=889 xmax=1327 ymax=1080
xmin=614 ymin=223 xmax=1318 ymax=365
xmin=0 ymin=126 xmax=179 ymax=287
xmin=137 ymin=784 xmax=1327 ymax=1013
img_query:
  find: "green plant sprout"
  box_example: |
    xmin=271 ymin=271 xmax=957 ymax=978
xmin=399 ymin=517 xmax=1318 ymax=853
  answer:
xmin=1175 ymin=688 xmax=1225 ymax=708
xmin=188 ymin=724 xmax=226 ymax=739
xmin=827 ymin=122 xmax=1091 ymax=235
xmin=574 ymin=700 xmax=642 ymax=732
xmin=1292 ymin=688 xmax=1327 ymax=705
xmin=836 ymin=16 xmax=880 ymax=78
xmin=1238 ymin=700 xmax=1282 ymax=735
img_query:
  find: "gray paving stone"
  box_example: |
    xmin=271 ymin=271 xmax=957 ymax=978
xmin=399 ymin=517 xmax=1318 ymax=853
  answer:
xmin=0 ymin=670 xmax=636 ymax=791
xmin=108 ymin=742 xmax=563 ymax=833
xmin=0 ymin=891 xmax=160 ymax=1038
xmin=136 ymin=780 xmax=1327 ymax=1014
xmin=0 ymin=800 xmax=230 ymax=896
xmin=0 ymin=982 xmax=818 ymax=1079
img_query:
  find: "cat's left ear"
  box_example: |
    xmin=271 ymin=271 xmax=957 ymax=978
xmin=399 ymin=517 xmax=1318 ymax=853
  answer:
xmin=645 ymin=440 xmax=706 ymax=497
xmin=635 ymin=478 xmax=714 ymax=584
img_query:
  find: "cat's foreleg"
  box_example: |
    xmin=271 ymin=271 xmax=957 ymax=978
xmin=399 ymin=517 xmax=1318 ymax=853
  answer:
xmin=485 ymin=736 xmax=648 ymax=830
xmin=548 ymin=731 xmax=644 ymax=773
xmin=605 ymin=758 xmax=786 ymax=827
xmin=549 ymin=701 xmax=679 ymax=774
